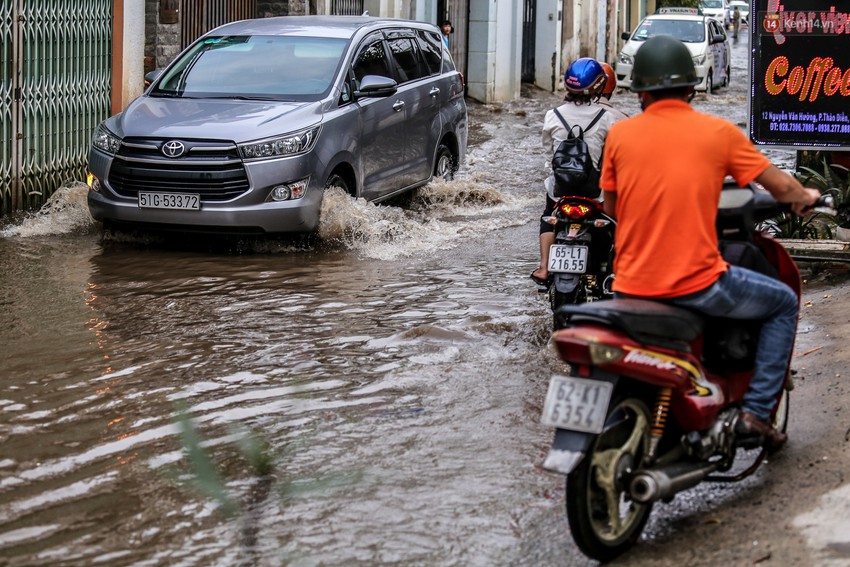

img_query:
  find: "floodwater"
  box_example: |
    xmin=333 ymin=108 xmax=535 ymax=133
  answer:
xmin=0 ymin=99 xmax=568 ymax=565
xmin=0 ymin=37 xmax=793 ymax=566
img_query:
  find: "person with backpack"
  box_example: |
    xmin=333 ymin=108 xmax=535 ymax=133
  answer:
xmin=530 ymin=58 xmax=624 ymax=287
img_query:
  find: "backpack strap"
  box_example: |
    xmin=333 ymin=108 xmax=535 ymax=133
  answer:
xmin=585 ymin=108 xmax=607 ymax=132
xmin=553 ymin=107 xmax=607 ymax=139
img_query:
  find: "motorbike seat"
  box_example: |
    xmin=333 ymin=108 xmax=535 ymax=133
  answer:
xmin=555 ymin=298 xmax=704 ymax=351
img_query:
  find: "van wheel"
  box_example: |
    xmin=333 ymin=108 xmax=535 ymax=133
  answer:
xmin=434 ymin=144 xmax=456 ymax=181
xmin=724 ymin=64 xmax=731 ymax=87
xmin=325 ymin=172 xmax=349 ymax=193
xmin=706 ymin=72 xmax=714 ymax=95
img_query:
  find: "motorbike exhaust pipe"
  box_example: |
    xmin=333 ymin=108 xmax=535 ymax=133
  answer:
xmin=630 ymin=461 xmax=721 ymax=503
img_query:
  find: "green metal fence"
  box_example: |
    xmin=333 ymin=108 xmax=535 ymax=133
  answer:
xmin=0 ymin=0 xmax=112 ymax=216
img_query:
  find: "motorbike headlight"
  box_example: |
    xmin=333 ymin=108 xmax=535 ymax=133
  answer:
xmin=92 ymin=126 xmax=122 ymax=155
xmin=692 ymin=54 xmax=706 ymax=66
xmin=239 ymin=126 xmax=321 ymax=160
xmin=618 ymin=52 xmax=633 ymax=66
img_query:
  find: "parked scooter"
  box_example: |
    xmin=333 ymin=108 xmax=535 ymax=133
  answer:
xmin=539 ymin=183 xmax=831 ymax=561
xmin=538 ymin=195 xmax=616 ymax=325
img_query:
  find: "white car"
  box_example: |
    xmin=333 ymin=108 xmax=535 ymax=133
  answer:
xmin=728 ymin=0 xmax=750 ymax=25
xmin=615 ymin=10 xmax=731 ymax=93
xmin=700 ymin=0 xmax=729 ymax=26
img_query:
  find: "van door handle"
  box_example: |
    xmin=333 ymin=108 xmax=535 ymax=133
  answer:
xmin=429 ymin=87 xmax=440 ymax=97
xmin=392 ymin=100 xmax=405 ymax=112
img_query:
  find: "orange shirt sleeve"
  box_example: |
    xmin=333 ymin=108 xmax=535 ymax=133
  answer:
xmin=725 ymin=122 xmax=771 ymax=186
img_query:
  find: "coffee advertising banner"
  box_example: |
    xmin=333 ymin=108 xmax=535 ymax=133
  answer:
xmin=750 ymin=0 xmax=850 ymax=148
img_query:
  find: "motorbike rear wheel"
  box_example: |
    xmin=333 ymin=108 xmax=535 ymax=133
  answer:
xmin=565 ymin=396 xmax=653 ymax=562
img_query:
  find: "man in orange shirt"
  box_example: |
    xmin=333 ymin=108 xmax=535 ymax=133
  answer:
xmin=600 ymin=35 xmax=820 ymax=451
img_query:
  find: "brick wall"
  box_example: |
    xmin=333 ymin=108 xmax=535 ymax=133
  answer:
xmin=144 ymin=0 xmax=181 ymax=73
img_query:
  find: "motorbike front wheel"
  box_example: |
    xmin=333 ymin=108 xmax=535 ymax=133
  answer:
xmin=565 ymin=396 xmax=653 ymax=562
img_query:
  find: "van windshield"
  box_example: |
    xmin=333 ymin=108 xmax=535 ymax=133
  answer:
xmin=151 ymin=35 xmax=349 ymax=101
xmin=633 ymin=19 xmax=706 ymax=43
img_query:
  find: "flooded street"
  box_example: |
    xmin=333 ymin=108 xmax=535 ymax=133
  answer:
xmin=1 ymin=35 xmax=818 ymax=566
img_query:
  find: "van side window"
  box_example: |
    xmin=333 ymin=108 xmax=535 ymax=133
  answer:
xmin=352 ymin=33 xmax=391 ymax=88
xmin=386 ymin=37 xmax=426 ymax=84
xmin=416 ymin=30 xmax=442 ymax=75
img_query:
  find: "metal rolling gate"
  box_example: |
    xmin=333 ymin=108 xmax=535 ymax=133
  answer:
xmin=0 ymin=0 xmax=111 ymax=215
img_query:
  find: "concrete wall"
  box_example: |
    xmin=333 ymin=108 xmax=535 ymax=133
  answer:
xmin=466 ymin=0 xmax=520 ymax=103
xmin=114 ymin=1 xmax=146 ymax=112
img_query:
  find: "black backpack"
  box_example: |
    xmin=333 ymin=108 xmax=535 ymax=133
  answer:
xmin=551 ymin=108 xmax=606 ymax=198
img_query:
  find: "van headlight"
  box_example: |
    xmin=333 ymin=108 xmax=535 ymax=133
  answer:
xmin=618 ymin=52 xmax=633 ymax=65
xmin=92 ymin=126 xmax=122 ymax=155
xmin=692 ymin=54 xmax=706 ymax=66
xmin=239 ymin=126 xmax=321 ymax=160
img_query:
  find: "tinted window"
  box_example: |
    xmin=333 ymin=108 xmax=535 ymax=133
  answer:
xmin=417 ymin=31 xmax=443 ymax=75
xmin=352 ymin=33 xmax=392 ymax=85
xmin=387 ymin=37 xmax=426 ymax=83
xmin=152 ymin=35 xmax=348 ymax=101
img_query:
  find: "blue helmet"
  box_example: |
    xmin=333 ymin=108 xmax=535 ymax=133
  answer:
xmin=564 ymin=58 xmax=606 ymax=96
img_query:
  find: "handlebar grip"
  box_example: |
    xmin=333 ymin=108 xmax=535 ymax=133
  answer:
xmin=802 ymin=194 xmax=835 ymax=213
xmin=816 ymin=195 xmax=834 ymax=208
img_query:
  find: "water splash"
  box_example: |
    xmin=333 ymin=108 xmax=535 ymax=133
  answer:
xmin=0 ymin=177 xmax=530 ymax=259
xmin=1 ymin=183 xmax=96 ymax=238
xmin=317 ymin=180 xmax=533 ymax=260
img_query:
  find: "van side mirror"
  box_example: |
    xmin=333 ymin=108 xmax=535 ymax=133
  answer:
xmin=144 ymin=69 xmax=163 ymax=88
xmin=621 ymin=31 xmax=631 ymax=40
xmin=354 ymin=74 xmax=398 ymax=99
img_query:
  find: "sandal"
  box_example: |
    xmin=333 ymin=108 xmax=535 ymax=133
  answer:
xmin=530 ymin=271 xmax=552 ymax=288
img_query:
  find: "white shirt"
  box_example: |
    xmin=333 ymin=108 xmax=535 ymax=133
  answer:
xmin=542 ymin=101 xmax=623 ymax=200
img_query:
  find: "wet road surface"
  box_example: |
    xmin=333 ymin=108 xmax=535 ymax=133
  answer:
xmin=2 ymin=34 xmax=827 ymax=567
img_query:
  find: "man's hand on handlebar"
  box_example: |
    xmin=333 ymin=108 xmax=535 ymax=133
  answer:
xmin=792 ymin=188 xmax=823 ymax=216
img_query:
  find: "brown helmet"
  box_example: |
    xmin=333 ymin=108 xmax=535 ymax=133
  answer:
xmin=600 ymin=62 xmax=616 ymax=97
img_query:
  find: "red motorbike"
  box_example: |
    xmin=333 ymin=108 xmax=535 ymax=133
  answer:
xmin=539 ymin=183 xmax=831 ymax=561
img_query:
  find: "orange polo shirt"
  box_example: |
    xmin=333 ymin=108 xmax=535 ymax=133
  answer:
xmin=600 ymin=99 xmax=771 ymax=298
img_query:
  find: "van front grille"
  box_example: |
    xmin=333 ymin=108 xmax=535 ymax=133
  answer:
xmin=108 ymin=138 xmax=249 ymax=201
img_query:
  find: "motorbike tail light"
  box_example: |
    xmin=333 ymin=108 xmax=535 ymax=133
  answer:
xmin=560 ymin=203 xmax=592 ymax=220
xmin=588 ymin=343 xmax=625 ymax=365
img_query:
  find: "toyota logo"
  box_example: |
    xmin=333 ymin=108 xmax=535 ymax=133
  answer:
xmin=162 ymin=140 xmax=185 ymax=158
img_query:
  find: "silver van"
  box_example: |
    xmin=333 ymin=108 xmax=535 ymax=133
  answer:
xmin=86 ymin=16 xmax=467 ymax=234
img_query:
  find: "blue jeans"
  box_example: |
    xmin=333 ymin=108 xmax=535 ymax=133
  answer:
xmin=621 ymin=266 xmax=799 ymax=421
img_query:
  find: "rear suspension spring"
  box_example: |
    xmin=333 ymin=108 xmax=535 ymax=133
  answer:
xmin=648 ymin=387 xmax=672 ymax=460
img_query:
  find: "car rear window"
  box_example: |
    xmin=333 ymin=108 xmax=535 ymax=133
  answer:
xmin=633 ymin=19 xmax=706 ymax=43
xmin=152 ymin=35 xmax=349 ymax=101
